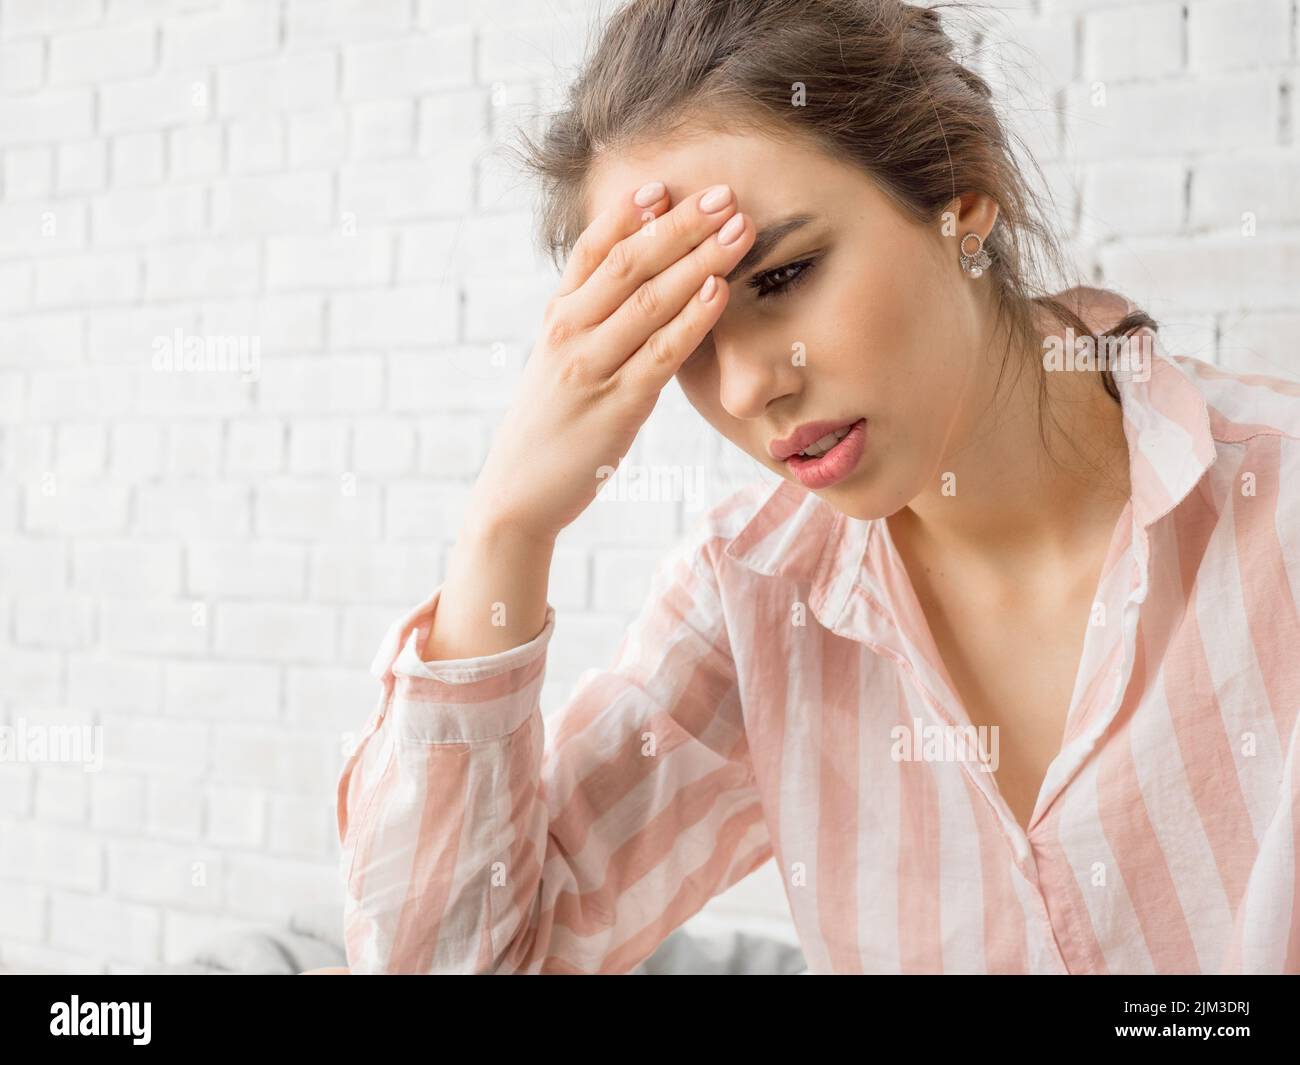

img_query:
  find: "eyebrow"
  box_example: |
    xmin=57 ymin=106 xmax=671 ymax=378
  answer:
xmin=724 ymin=213 xmax=816 ymax=284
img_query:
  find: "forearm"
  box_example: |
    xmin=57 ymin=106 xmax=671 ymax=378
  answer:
xmin=419 ymin=511 xmax=556 ymax=661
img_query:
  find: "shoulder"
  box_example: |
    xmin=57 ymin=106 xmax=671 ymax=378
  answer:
xmin=1172 ymin=352 xmax=1300 ymax=447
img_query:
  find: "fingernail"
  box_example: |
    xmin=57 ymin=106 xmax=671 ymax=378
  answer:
xmin=700 ymin=184 xmax=732 ymax=212
xmin=700 ymin=275 xmax=718 ymax=302
xmin=717 ymin=212 xmax=746 ymax=245
xmin=634 ymin=180 xmax=665 ymax=206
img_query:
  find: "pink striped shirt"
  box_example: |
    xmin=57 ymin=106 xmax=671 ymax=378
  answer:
xmin=336 ymin=328 xmax=1300 ymax=974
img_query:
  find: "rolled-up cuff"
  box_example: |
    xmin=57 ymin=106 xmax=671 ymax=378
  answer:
xmin=372 ymin=584 xmax=558 ymax=744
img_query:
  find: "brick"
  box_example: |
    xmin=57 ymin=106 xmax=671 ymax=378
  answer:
xmin=387 ymin=346 xmax=525 ymax=411
xmin=0 ymin=40 xmax=44 ymax=92
xmin=1 ymin=0 xmax=100 ymax=37
xmin=285 ymin=663 xmax=386 ymax=731
xmin=187 ymin=541 xmax=305 ymax=599
xmin=161 ymin=2 xmax=278 ymax=68
xmin=209 ymin=726 xmax=338 ymax=794
xmin=29 ymin=364 xmax=130 ymax=418
xmin=55 ymin=139 xmax=106 ymax=193
xmin=255 ymin=478 xmax=382 ymax=541
xmin=136 ymin=481 xmax=250 ymax=538
xmin=35 ymin=252 xmax=139 ymax=308
xmin=224 ymin=419 xmax=285 ymax=475
xmin=1190 ymin=153 xmax=1300 ymax=229
xmin=101 ymin=73 xmax=212 ymax=133
xmin=222 ymin=853 xmax=339 ymax=920
xmin=146 ymin=776 xmax=203 ymax=839
xmin=1063 ymin=74 xmax=1279 ymax=158
xmin=1189 ymin=0 xmax=1292 ymax=73
xmin=415 ymin=414 xmax=486 ymax=476
xmin=417 ymin=88 xmax=491 ymax=147
xmin=0 ymin=199 xmax=87 ymax=255
xmin=401 ymin=213 xmax=545 ymax=278
xmin=49 ymin=891 xmax=162 ymax=962
xmin=0 ymin=539 xmax=68 ymax=594
xmin=200 ymin=294 xmax=324 ymax=352
xmin=89 ymin=304 xmax=198 ymax=364
xmin=464 ymin=273 xmax=551 ymax=343
xmin=99 ymin=600 xmax=210 ymax=655
xmin=212 ymin=171 xmax=332 ymax=233
xmin=164 ymin=660 xmax=280 ymax=721
xmin=342 ymin=30 xmax=474 ymax=101
xmin=267 ymin=794 xmax=335 ymax=857
xmin=266 ymin=229 xmax=392 ymax=289
xmin=227 ymin=113 xmax=285 ymax=174
xmin=329 ymin=286 xmax=459 ymax=347
xmin=338 ymin=155 xmax=474 ymax=222
xmin=4 ymin=145 xmax=53 ymax=198
xmin=14 ymin=594 xmax=96 ymax=649
xmin=285 ymin=0 xmax=411 ymax=50
xmin=217 ymin=50 xmax=337 ymax=117
xmin=0 ymin=90 xmax=94 ymax=146
xmin=107 ymin=837 xmax=224 ymax=908
xmin=89 ymin=774 xmax=146 ymax=833
xmin=110 ymin=130 xmax=165 ymax=185
xmin=205 ymin=785 xmax=265 ymax=848
xmin=0 ymin=315 xmax=82 ymax=365
xmin=33 ymin=766 xmax=89 ymax=822
xmin=287 ymin=109 xmax=347 ymax=169
xmin=165 ymin=421 xmax=225 ymax=476
xmin=1099 ymin=236 xmax=1300 ymax=311
xmin=99 ymin=715 xmax=209 ymax=780
xmin=0 ymin=822 xmax=102 ymax=892
xmin=110 ymin=421 xmax=166 ymax=479
xmin=168 ymin=124 xmax=223 ymax=179
xmin=0 ymin=262 xmax=32 ymax=314
xmin=288 ymin=419 xmax=349 ymax=474
xmin=50 ymin=22 xmax=156 ymax=85
xmin=349 ymin=99 xmax=414 ymax=158
xmin=68 ymin=655 xmax=163 ymax=714
xmin=1082 ymin=3 xmax=1183 ymax=83
xmin=144 ymin=240 xmax=260 ymax=299
xmin=384 ymin=480 xmax=471 ymax=540
xmin=339 ymin=603 xmax=400 ymax=664
xmin=0 ymin=881 xmax=46 ymax=942
xmin=257 ymin=353 xmax=384 ymax=412
xmin=308 ymin=542 xmax=441 ymax=603
xmin=92 ymin=184 xmax=205 ymax=246
xmin=24 ymin=479 xmax=131 ymax=535
xmin=351 ymin=415 xmax=414 ymax=474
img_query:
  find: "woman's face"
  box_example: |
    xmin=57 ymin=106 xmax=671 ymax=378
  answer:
xmin=583 ymin=126 xmax=1003 ymax=521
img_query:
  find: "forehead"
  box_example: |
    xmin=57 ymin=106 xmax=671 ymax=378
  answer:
xmin=582 ymin=127 xmax=840 ymax=232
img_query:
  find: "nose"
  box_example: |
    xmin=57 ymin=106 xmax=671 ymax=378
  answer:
xmin=712 ymin=325 xmax=803 ymax=421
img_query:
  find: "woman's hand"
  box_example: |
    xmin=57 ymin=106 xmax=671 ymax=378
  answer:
xmin=465 ymin=180 xmax=755 ymax=544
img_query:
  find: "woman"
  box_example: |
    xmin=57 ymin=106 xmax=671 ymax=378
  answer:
xmin=334 ymin=0 xmax=1300 ymax=973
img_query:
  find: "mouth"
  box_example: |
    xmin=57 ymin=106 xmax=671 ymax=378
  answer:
xmin=779 ymin=418 xmax=867 ymax=490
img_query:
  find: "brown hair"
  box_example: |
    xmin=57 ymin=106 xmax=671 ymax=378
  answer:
xmin=504 ymin=0 xmax=1157 ymax=479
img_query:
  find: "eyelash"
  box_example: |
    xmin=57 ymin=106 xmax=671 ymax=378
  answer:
xmin=748 ymin=256 xmax=818 ymax=301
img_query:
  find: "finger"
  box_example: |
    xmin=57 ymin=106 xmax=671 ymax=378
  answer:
xmin=553 ymin=180 xmax=669 ymax=298
xmin=558 ymin=182 xmax=739 ymax=331
xmin=617 ymin=273 xmax=731 ymax=396
xmin=589 ymin=210 xmax=753 ymax=377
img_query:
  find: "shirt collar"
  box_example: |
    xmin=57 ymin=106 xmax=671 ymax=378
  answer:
xmin=722 ymin=332 xmax=1218 ymax=630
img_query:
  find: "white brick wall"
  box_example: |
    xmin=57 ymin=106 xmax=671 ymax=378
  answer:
xmin=0 ymin=0 xmax=1295 ymax=975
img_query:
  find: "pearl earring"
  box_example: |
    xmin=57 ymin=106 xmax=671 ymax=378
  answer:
xmin=960 ymin=232 xmax=992 ymax=278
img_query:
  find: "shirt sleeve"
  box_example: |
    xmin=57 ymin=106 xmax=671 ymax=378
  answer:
xmin=334 ymin=530 xmax=771 ymax=974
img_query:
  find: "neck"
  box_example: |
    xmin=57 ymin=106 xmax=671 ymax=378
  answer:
xmin=890 ymin=302 xmax=1132 ymax=579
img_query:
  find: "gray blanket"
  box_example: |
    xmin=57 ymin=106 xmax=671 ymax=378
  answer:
xmin=164 ymin=904 xmax=808 ymax=975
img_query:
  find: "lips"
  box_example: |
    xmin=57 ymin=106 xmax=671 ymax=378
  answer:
xmin=769 ymin=417 xmax=865 ymax=461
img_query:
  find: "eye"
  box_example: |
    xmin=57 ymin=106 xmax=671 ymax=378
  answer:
xmin=747 ymin=256 xmax=818 ymax=301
